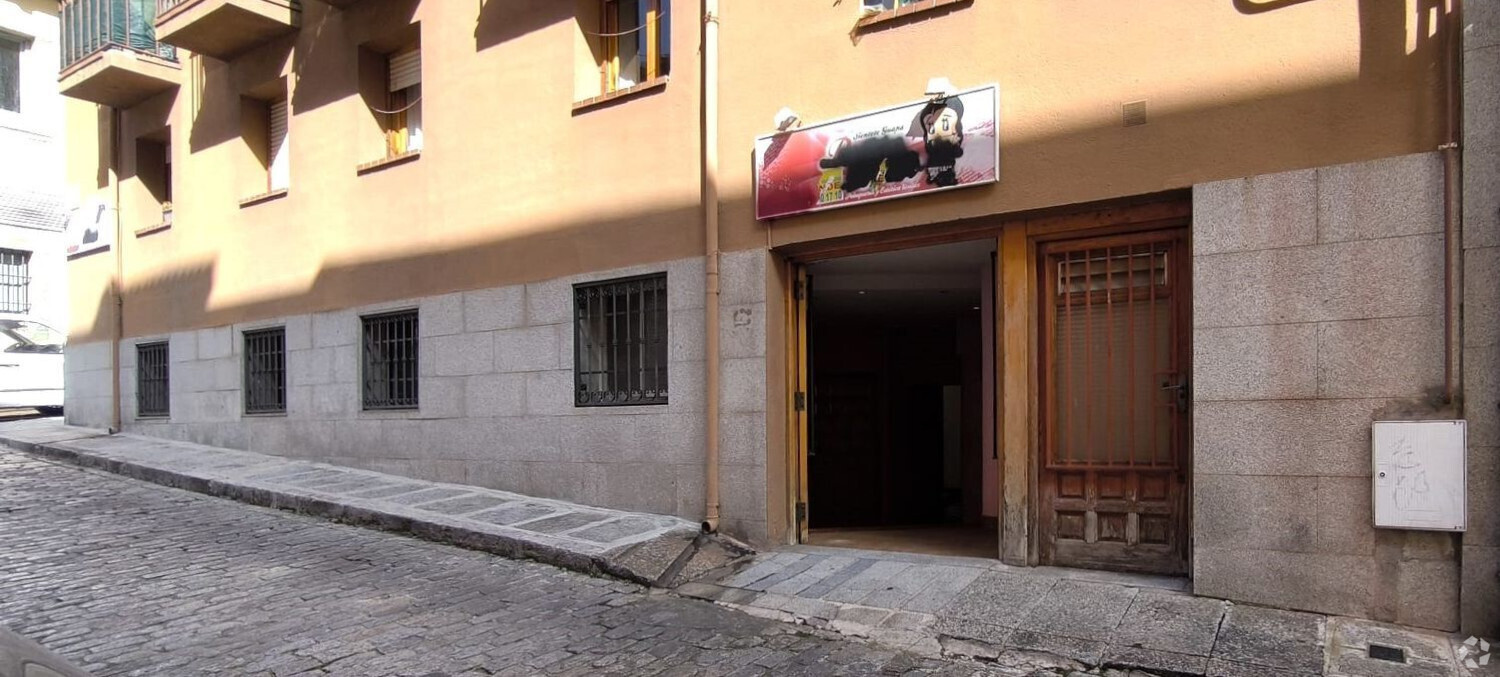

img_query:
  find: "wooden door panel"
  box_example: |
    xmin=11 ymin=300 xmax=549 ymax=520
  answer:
xmin=1038 ymin=230 xmax=1189 ymax=575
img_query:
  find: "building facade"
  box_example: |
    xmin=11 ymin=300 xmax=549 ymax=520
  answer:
xmin=1 ymin=0 xmax=66 ymax=330
xmin=56 ymin=0 xmax=1496 ymax=636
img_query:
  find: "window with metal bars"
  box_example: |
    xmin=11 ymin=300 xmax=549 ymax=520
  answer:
xmin=243 ymin=327 xmax=286 ymax=414
xmin=0 ymin=36 xmax=19 ymax=113
xmin=136 ymin=342 xmax=169 ymax=418
xmin=574 ymin=273 xmax=668 ymax=406
xmin=361 ymin=310 xmax=418 ymax=410
xmin=0 ymin=249 xmax=29 ymax=314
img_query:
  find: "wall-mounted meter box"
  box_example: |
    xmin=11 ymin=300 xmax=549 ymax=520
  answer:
xmin=1372 ymin=420 xmax=1466 ymax=531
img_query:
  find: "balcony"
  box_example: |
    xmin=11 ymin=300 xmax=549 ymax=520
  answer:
xmin=154 ymin=0 xmax=300 ymax=61
xmin=60 ymin=0 xmax=180 ymax=108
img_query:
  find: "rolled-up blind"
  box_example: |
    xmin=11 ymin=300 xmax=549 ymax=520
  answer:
xmin=268 ymin=98 xmax=289 ymax=190
xmin=388 ymin=49 xmax=420 ymax=92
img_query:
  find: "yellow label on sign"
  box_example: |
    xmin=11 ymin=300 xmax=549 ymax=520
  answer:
xmin=818 ymin=169 xmax=844 ymax=205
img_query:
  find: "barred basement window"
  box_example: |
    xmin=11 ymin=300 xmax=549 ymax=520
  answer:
xmin=361 ymin=310 xmax=418 ymax=410
xmin=0 ymin=249 xmax=29 ymax=314
xmin=243 ymin=327 xmax=286 ymax=414
xmin=137 ymin=342 xmax=170 ymax=418
xmin=574 ymin=273 xmax=668 ymax=406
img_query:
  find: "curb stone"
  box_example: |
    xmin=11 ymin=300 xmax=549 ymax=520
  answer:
xmin=0 ymin=423 xmax=753 ymax=589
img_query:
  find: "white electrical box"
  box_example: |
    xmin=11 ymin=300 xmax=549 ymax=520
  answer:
xmin=1372 ymin=420 xmax=1466 ymax=531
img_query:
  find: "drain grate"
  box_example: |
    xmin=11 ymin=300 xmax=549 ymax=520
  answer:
xmin=1369 ymin=644 xmax=1407 ymax=663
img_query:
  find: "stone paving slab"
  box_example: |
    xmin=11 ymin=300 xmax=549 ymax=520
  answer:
xmin=0 ymin=448 xmax=1063 ymax=677
xmin=682 ymin=544 xmax=1471 ymax=676
xmin=0 ymin=418 xmax=750 ymax=587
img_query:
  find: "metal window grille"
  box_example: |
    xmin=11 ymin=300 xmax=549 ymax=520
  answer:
xmin=243 ymin=327 xmax=286 ymax=414
xmin=0 ymin=249 xmax=29 ymax=314
xmin=0 ymin=38 xmax=19 ymax=113
xmin=574 ymin=273 xmax=668 ymax=406
xmin=361 ymin=310 xmax=418 ymax=410
xmin=136 ymin=341 xmax=169 ymax=418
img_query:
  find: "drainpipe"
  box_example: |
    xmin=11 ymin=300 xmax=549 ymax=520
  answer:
xmin=1442 ymin=2 xmax=1462 ymax=407
xmin=701 ymin=0 xmax=722 ymax=533
xmin=109 ymin=106 xmax=124 ymax=435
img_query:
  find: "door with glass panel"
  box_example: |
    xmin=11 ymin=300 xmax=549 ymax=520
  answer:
xmin=1038 ymin=230 xmax=1190 ymax=575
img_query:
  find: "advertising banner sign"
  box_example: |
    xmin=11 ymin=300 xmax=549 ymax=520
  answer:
xmin=755 ymin=85 xmax=998 ymax=221
xmin=64 ymin=197 xmax=114 ymax=258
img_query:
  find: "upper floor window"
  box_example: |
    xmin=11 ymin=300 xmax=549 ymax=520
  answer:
xmin=268 ymin=96 xmax=289 ymax=191
xmin=862 ymin=0 xmax=918 ymax=10
xmin=0 ymin=35 xmax=20 ymax=113
xmin=384 ymin=47 xmax=422 ymax=156
xmin=136 ymin=130 xmax=172 ymax=225
xmin=0 ymin=249 xmax=30 ymax=314
xmin=599 ymin=0 xmax=668 ymax=94
xmin=239 ymin=79 xmax=290 ymax=201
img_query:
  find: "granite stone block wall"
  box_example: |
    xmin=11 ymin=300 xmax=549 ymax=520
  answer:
xmin=64 ymin=255 xmax=772 ymax=545
xmin=1192 ymin=152 xmax=1461 ymax=631
xmin=1462 ymin=4 xmax=1500 ymax=637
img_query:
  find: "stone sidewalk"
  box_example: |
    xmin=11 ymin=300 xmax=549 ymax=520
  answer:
xmin=681 ymin=546 xmax=1480 ymax=677
xmin=1 ymin=418 xmax=1485 ymax=676
xmin=0 ymin=418 xmax=747 ymax=588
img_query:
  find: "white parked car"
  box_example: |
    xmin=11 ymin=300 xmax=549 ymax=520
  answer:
xmin=0 ymin=318 xmax=65 ymax=414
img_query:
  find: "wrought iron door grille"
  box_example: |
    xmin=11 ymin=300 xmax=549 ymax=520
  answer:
xmin=574 ymin=273 xmax=668 ymax=406
xmin=1048 ymin=242 xmax=1177 ymax=469
xmin=361 ymin=310 xmax=418 ymax=410
xmin=136 ymin=341 xmax=169 ymax=418
xmin=0 ymin=249 xmax=30 ymax=314
xmin=243 ymin=327 xmax=286 ymax=414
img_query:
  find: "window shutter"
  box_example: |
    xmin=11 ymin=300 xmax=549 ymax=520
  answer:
xmin=388 ymin=49 xmax=421 ymax=92
xmin=268 ymin=98 xmax=289 ymax=190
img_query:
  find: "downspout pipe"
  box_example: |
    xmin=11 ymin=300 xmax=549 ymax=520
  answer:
xmin=701 ymin=0 xmax=722 ymax=534
xmin=1442 ymin=2 xmax=1462 ymax=407
xmin=110 ymin=107 xmax=124 ymax=435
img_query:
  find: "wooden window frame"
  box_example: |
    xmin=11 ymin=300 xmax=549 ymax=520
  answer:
xmin=384 ymin=46 xmax=422 ymax=158
xmin=599 ymin=0 xmax=665 ymax=95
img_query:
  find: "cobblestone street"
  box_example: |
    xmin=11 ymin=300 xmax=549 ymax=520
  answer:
xmin=0 ymin=448 xmax=1029 ymax=676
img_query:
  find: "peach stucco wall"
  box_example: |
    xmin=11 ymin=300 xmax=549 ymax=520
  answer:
xmin=63 ymin=0 xmax=1447 ymax=343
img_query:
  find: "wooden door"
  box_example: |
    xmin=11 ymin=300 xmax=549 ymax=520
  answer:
xmin=792 ymin=265 xmax=811 ymax=542
xmin=1037 ymin=230 xmax=1190 ymax=575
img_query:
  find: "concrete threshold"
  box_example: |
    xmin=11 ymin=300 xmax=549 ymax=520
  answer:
xmin=679 ymin=545 xmax=1475 ymax=676
xmin=0 ymin=419 xmax=750 ymax=588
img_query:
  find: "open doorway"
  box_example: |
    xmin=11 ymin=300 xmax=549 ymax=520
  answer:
xmin=799 ymin=238 xmax=997 ymax=558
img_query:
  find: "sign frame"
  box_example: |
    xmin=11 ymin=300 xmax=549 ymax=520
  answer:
xmin=754 ymin=84 xmax=1000 ymax=221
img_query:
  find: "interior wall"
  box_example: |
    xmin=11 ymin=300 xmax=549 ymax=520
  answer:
xmin=1191 ymin=151 xmax=1458 ymax=631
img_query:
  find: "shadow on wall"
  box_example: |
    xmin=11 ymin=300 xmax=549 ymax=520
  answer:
xmin=474 ymin=0 xmax=575 ymax=53
xmin=732 ymin=0 xmax=1452 ymax=251
xmin=72 ymin=200 xmax=705 ymax=343
xmin=70 ymin=0 xmax=1453 ymax=346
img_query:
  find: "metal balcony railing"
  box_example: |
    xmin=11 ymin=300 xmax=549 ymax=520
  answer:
xmin=156 ymin=0 xmax=188 ymax=14
xmin=60 ymin=0 xmax=176 ymax=71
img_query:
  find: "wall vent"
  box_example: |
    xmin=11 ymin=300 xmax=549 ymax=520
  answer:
xmin=1369 ymin=645 xmax=1407 ymax=663
xmin=1122 ymin=100 xmax=1148 ymax=127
